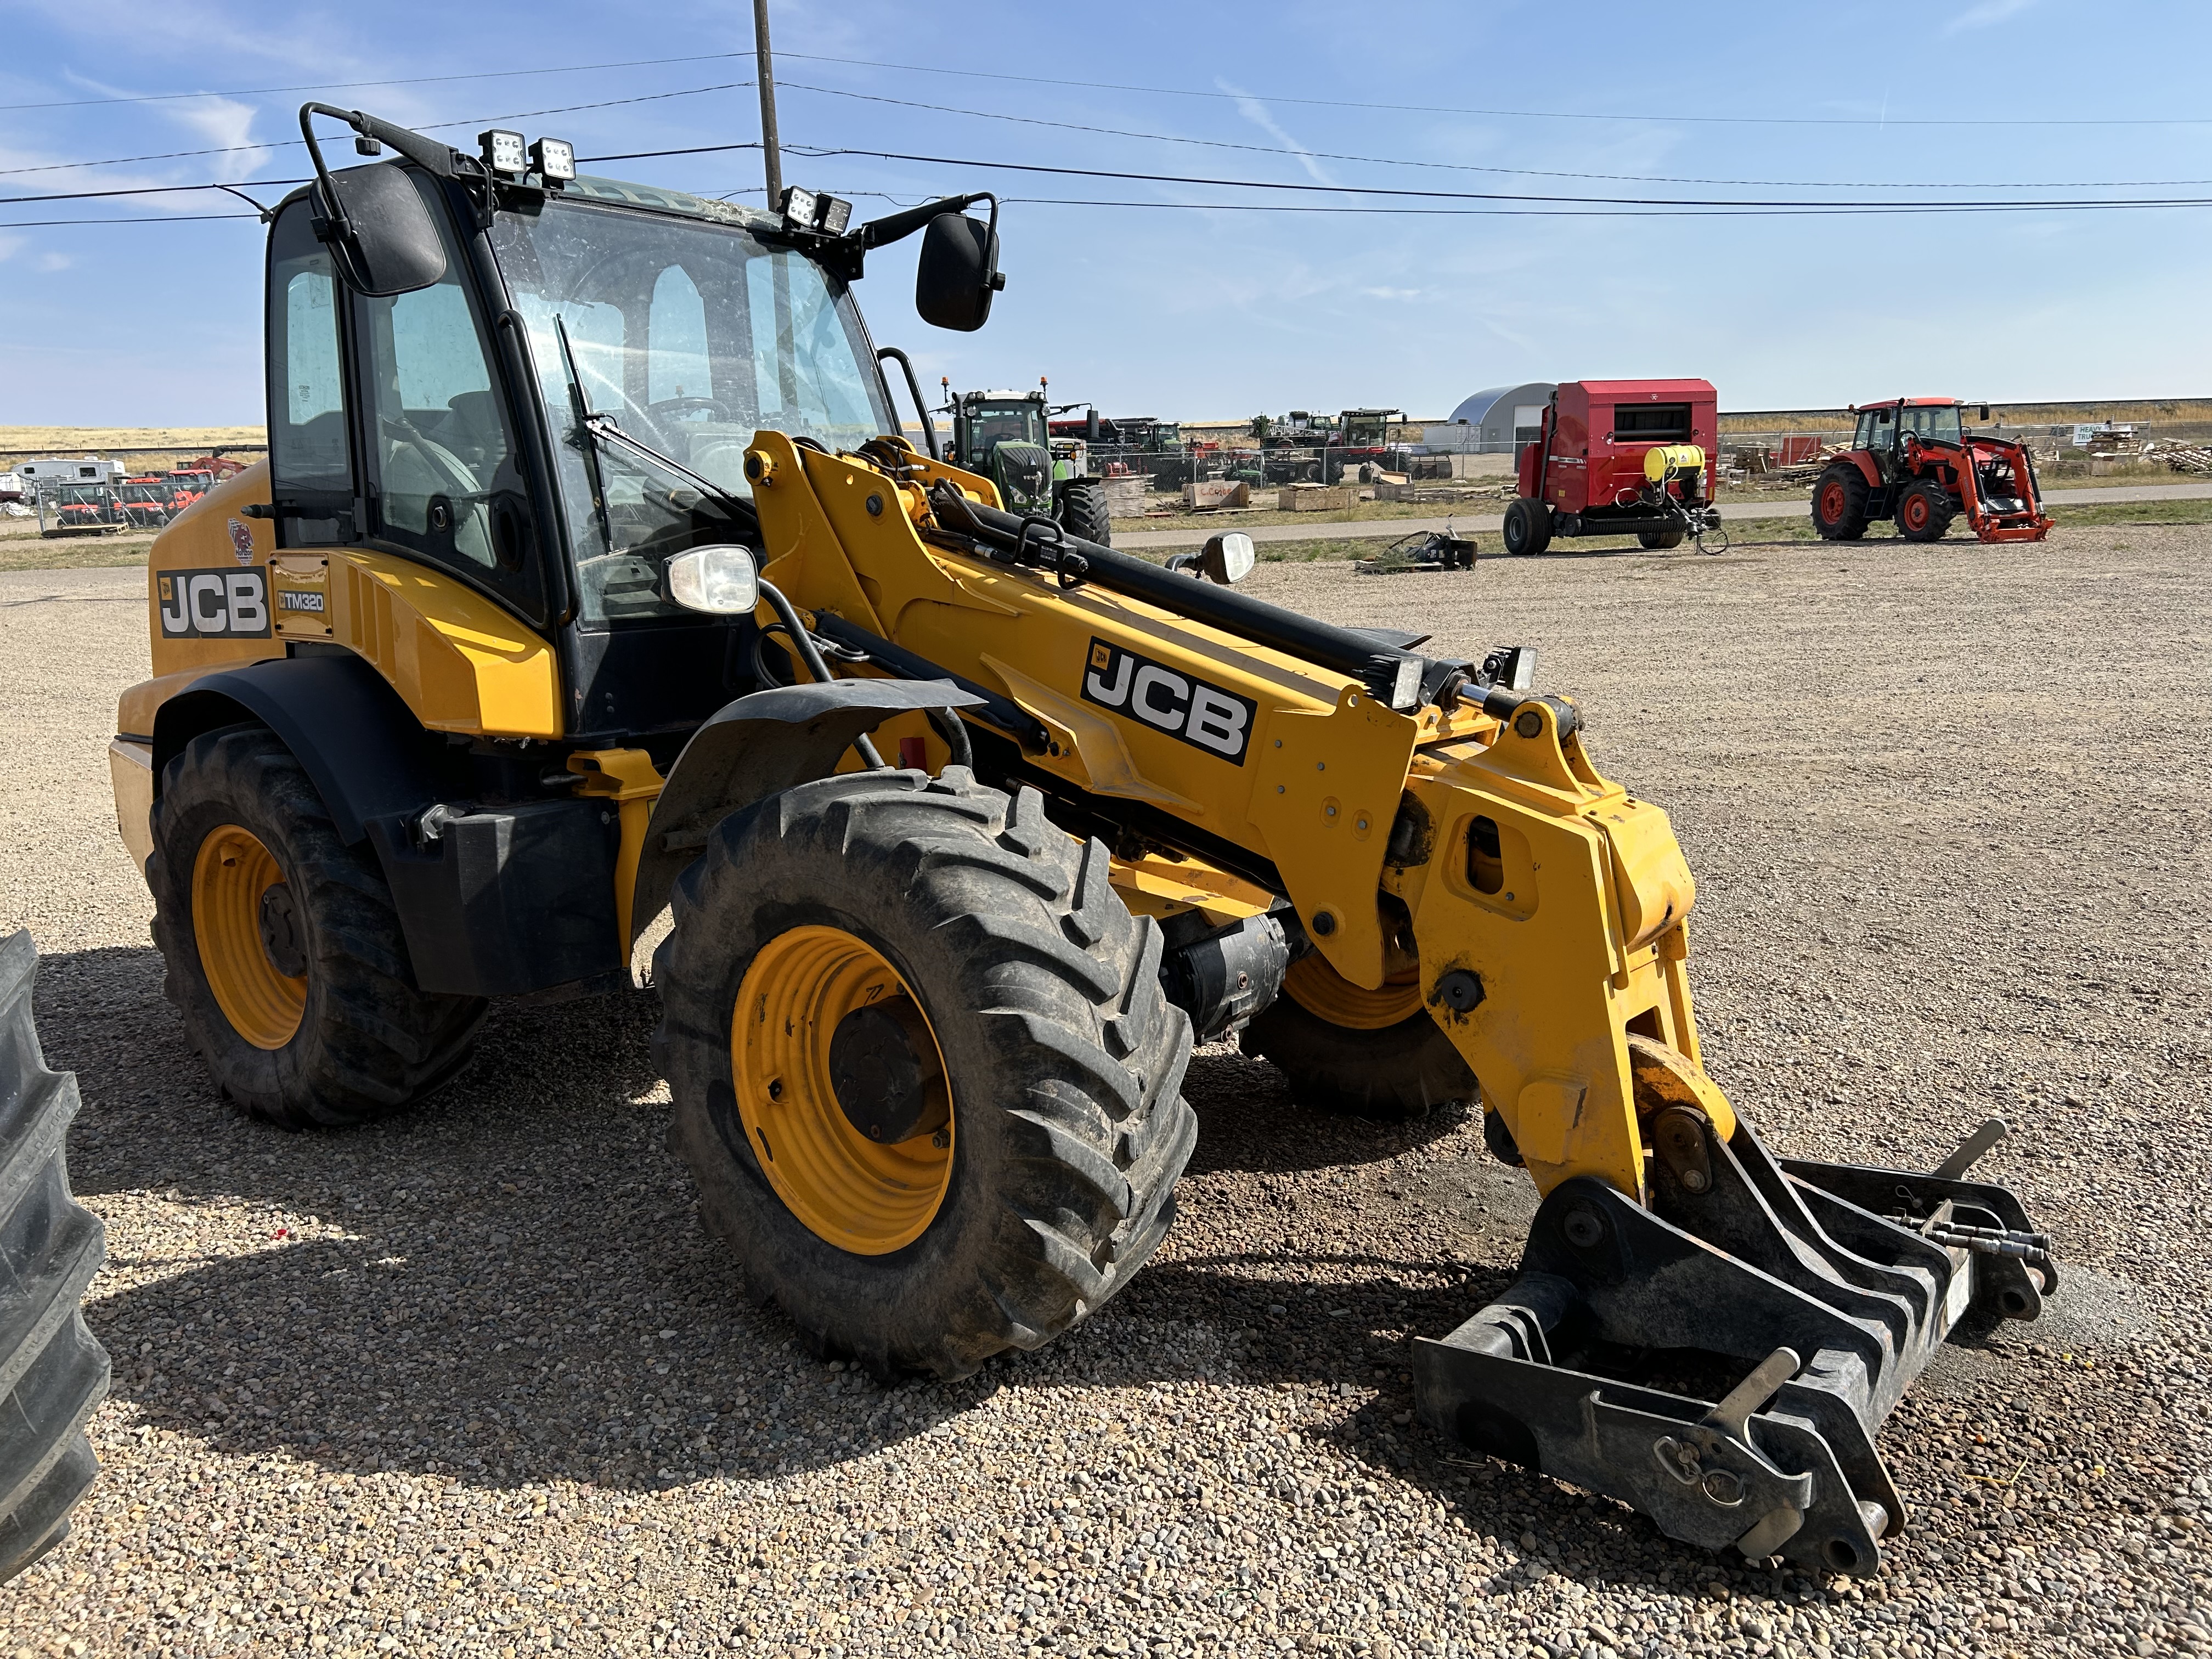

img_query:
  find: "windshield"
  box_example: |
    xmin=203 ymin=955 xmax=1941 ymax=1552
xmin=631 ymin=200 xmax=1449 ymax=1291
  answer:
xmin=489 ymin=195 xmax=893 ymax=626
xmin=967 ymin=402 xmax=1043 ymax=451
xmin=1899 ymin=404 xmax=1962 ymax=444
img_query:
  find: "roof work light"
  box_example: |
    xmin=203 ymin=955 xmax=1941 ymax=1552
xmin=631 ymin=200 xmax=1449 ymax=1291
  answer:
xmin=479 ymin=129 xmax=528 ymax=177
xmin=531 ymin=137 xmax=575 ymax=185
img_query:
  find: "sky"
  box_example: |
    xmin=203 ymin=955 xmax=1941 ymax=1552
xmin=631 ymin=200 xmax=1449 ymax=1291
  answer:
xmin=5 ymin=0 xmax=2212 ymax=428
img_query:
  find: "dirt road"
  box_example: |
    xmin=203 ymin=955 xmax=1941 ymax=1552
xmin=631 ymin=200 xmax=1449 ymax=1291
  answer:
xmin=1117 ymin=479 xmax=2212 ymax=549
xmin=2 ymin=526 xmax=2207 ymax=1657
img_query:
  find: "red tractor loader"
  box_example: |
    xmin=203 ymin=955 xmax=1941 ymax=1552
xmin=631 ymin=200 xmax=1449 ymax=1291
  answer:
xmin=1812 ymin=399 xmax=2052 ymax=543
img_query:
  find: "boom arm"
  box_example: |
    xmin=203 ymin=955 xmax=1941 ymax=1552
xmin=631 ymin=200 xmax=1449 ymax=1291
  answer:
xmin=737 ymin=429 xmax=1700 ymax=1203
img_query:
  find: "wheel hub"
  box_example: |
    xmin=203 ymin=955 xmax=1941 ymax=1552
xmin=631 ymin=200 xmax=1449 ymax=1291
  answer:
xmin=257 ymin=883 xmax=307 ymax=979
xmin=731 ymin=925 xmax=955 ymax=1255
xmin=190 ymin=824 xmax=306 ymax=1051
xmin=828 ymin=1000 xmax=947 ymax=1146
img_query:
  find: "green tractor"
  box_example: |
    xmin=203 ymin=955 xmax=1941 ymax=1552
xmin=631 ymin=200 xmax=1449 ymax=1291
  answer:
xmin=939 ymin=379 xmax=1114 ymax=545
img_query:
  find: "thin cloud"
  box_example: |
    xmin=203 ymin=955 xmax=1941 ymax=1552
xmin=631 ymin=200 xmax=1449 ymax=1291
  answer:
xmin=1216 ymin=79 xmax=1335 ymax=185
xmin=1943 ymin=0 xmax=2036 ymax=34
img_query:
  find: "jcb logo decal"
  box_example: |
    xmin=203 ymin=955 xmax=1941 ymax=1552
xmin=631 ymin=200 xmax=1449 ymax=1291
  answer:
xmin=1080 ymin=637 xmax=1255 ymax=764
xmin=157 ymin=568 xmax=271 ymax=639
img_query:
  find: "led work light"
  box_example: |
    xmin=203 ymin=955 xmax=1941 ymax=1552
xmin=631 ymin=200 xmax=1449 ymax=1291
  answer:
xmin=778 ymin=185 xmax=854 ymax=235
xmin=479 ymin=129 xmax=528 ymax=177
xmin=531 ymin=137 xmax=575 ymax=185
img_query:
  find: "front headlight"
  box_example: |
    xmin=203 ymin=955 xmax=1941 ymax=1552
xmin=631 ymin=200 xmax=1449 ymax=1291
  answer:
xmin=665 ymin=545 xmax=759 ymax=614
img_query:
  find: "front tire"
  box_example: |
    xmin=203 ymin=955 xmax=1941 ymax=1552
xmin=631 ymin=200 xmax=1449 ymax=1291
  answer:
xmin=1637 ymin=526 xmax=1686 ymax=550
xmin=1240 ymin=955 xmax=1475 ymax=1121
xmin=1057 ymin=481 xmax=1114 ymax=548
xmin=148 ymin=726 xmax=485 ymax=1128
xmin=1896 ymin=479 xmax=1956 ymax=542
xmin=655 ymin=769 xmax=1197 ymax=1380
xmin=1502 ymin=496 xmax=1553 ymax=556
xmin=1812 ymin=464 xmax=1870 ymax=540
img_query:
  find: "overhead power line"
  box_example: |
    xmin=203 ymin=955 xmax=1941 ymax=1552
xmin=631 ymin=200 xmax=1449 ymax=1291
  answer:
xmin=0 ymin=81 xmax=757 ymax=178
xmin=5 ymin=46 xmax=2208 ymax=129
xmin=14 ymin=136 xmax=2212 ymax=221
xmin=29 ymin=74 xmax=2212 ymax=191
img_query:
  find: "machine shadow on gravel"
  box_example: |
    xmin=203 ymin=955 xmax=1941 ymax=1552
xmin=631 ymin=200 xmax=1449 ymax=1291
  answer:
xmin=1179 ymin=1048 xmax=1474 ymax=1176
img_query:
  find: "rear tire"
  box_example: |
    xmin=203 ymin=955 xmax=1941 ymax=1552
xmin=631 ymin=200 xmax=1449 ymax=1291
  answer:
xmin=148 ymin=725 xmax=486 ymax=1128
xmin=0 ymin=932 xmax=109 ymax=1583
xmin=1812 ymin=464 xmax=1870 ymax=540
xmin=655 ymin=769 xmax=1197 ymax=1380
xmin=1057 ymin=482 xmax=1114 ymax=548
xmin=1241 ymin=956 xmax=1475 ymax=1121
xmin=1897 ymin=479 xmax=1956 ymax=543
xmin=1637 ymin=527 xmax=1686 ymax=550
xmin=1502 ymin=496 xmax=1553 ymax=556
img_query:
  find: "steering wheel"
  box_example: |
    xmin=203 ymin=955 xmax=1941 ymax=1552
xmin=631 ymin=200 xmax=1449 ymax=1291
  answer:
xmin=646 ymin=396 xmax=733 ymax=423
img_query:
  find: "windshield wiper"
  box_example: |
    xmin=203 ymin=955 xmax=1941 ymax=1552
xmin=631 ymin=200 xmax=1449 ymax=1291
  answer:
xmin=578 ymin=410 xmax=755 ymax=528
xmin=552 ymin=314 xmax=614 ymax=549
xmin=551 ymin=313 xmax=757 ymax=543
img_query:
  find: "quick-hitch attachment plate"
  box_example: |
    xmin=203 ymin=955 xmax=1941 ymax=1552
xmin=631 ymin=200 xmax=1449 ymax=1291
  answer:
xmin=1413 ymin=1111 xmax=2051 ymax=1574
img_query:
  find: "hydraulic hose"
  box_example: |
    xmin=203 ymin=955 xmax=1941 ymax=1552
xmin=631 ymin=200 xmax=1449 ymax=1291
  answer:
xmin=756 ymin=578 xmax=888 ymax=771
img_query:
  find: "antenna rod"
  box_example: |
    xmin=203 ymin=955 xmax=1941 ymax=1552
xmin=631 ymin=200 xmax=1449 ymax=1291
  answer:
xmin=752 ymin=0 xmax=782 ymax=206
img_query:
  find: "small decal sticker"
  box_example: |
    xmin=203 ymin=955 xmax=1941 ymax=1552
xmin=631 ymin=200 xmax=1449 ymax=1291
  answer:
xmin=1080 ymin=637 xmax=1255 ymax=764
xmin=157 ymin=568 xmax=272 ymax=639
xmin=227 ymin=518 xmax=256 ymax=565
xmin=276 ymin=589 xmax=326 ymax=613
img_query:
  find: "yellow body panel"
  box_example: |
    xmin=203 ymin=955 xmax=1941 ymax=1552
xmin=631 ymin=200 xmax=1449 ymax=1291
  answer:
xmin=140 ymin=461 xmax=561 ymax=740
xmin=568 ymin=748 xmax=664 ymax=961
xmin=145 ymin=464 xmax=284 ymax=678
xmin=326 ymin=549 xmax=561 ymax=737
xmin=108 ymin=740 xmax=154 ymax=872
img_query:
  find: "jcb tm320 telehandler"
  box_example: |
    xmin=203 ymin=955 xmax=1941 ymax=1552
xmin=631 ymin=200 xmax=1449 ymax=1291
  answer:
xmin=110 ymin=105 xmax=2054 ymax=1574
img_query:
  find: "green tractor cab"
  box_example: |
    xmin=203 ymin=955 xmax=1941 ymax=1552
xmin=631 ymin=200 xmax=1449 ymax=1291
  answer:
xmin=940 ymin=381 xmax=1113 ymax=545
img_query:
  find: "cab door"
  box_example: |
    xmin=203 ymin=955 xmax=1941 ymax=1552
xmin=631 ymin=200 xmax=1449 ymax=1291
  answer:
xmin=344 ymin=173 xmax=550 ymax=624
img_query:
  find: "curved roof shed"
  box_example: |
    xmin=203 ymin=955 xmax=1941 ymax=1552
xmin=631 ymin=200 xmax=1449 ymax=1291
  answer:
xmin=1438 ymin=382 xmax=1556 ymax=450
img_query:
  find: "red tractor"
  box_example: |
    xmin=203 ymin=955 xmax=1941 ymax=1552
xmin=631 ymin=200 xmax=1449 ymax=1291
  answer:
xmin=1502 ymin=379 xmax=1723 ymax=554
xmin=1812 ymin=398 xmax=2052 ymax=543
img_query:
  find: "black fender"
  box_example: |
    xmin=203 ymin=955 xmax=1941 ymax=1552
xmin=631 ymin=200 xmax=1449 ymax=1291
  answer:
xmin=630 ymin=678 xmax=984 ymax=952
xmin=146 ymin=654 xmax=617 ymax=1001
xmin=149 ymin=653 xmax=449 ymax=845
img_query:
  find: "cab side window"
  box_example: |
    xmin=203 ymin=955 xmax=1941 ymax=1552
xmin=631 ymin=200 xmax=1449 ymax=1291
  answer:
xmin=353 ymin=172 xmax=542 ymax=615
xmin=265 ymin=201 xmax=353 ymax=545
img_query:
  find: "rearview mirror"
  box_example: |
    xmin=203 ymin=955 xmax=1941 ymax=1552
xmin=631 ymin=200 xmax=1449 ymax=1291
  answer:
xmin=916 ymin=210 xmax=1003 ymax=332
xmin=319 ymin=164 xmax=447 ymax=297
xmin=1201 ymin=532 xmax=1255 ymax=585
xmin=665 ymin=545 xmax=759 ymax=614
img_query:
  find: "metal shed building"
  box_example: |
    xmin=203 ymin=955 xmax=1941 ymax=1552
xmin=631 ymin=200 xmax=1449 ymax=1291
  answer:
xmin=1424 ymin=382 xmax=1556 ymax=453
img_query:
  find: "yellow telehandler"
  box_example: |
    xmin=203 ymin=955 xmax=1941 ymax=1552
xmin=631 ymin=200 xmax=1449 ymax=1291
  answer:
xmin=109 ymin=105 xmax=2053 ymax=1573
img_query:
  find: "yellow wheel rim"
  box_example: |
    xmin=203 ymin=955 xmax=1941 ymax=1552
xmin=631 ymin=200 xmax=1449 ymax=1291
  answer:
xmin=731 ymin=925 xmax=955 ymax=1255
xmin=191 ymin=825 xmax=306 ymax=1050
xmin=1282 ymin=953 xmax=1424 ymax=1031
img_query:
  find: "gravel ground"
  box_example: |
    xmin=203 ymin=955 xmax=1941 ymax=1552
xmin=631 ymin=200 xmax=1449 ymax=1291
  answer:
xmin=1 ymin=525 xmax=2207 ymax=1658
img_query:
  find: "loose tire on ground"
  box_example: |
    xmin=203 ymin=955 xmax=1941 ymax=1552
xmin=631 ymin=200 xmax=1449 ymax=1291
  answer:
xmin=0 ymin=932 xmax=109 ymax=1583
xmin=1057 ymin=482 xmax=1114 ymax=548
xmin=655 ymin=768 xmax=1197 ymax=1380
xmin=1896 ymin=479 xmax=1956 ymax=543
xmin=1637 ymin=526 xmax=1686 ymax=550
xmin=1812 ymin=464 xmax=1871 ymax=540
xmin=1502 ymin=496 xmax=1553 ymax=556
xmin=148 ymin=725 xmax=486 ymax=1129
xmin=1240 ymin=954 xmax=1475 ymax=1121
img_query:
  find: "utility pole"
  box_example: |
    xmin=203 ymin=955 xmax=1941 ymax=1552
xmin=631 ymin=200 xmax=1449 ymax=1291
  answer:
xmin=752 ymin=0 xmax=782 ymax=207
